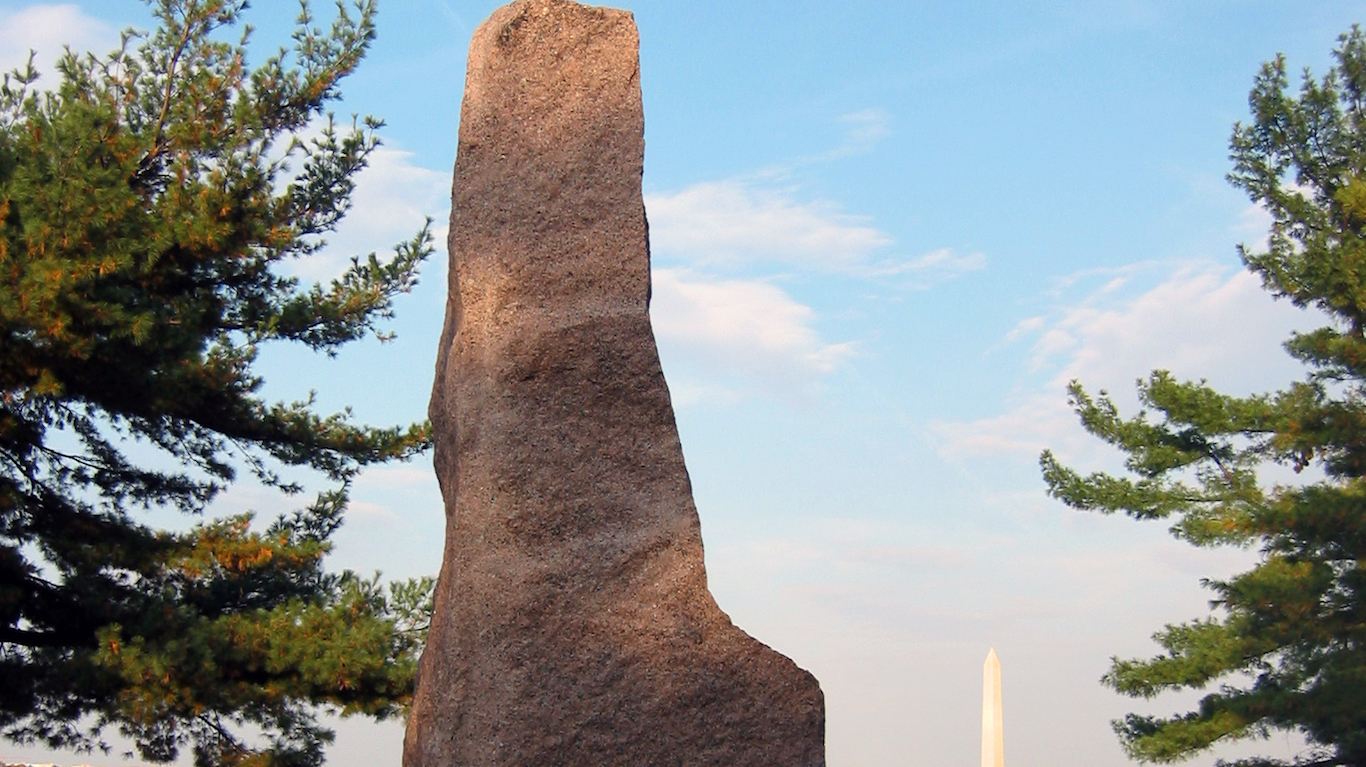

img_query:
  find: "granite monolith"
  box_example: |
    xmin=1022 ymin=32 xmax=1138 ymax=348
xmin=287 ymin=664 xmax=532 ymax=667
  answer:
xmin=401 ymin=1 xmax=826 ymax=765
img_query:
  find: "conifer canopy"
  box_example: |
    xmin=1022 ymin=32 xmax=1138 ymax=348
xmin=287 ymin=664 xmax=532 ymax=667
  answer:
xmin=0 ymin=1 xmax=435 ymax=765
xmin=1042 ymin=26 xmax=1366 ymax=767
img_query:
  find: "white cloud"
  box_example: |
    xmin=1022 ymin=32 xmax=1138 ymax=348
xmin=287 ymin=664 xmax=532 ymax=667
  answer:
xmin=1235 ymin=202 xmax=1274 ymax=253
xmin=645 ymin=179 xmax=984 ymax=283
xmin=830 ymin=108 xmax=892 ymax=157
xmin=1036 ymin=266 xmax=1305 ymax=389
xmin=754 ymin=107 xmax=893 ymax=172
xmin=934 ymin=393 xmax=1082 ymax=460
xmin=641 ymin=119 xmax=984 ymax=405
xmin=0 ymin=4 xmax=117 ymax=80
xmin=1003 ymin=315 xmax=1045 ymax=343
xmin=650 ymin=268 xmax=855 ymax=404
xmin=346 ymin=499 xmax=396 ymax=520
xmin=840 ymin=544 xmax=972 ymax=571
xmin=646 ymin=180 xmax=892 ymax=272
xmin=289 ymin=144 xmax=450 ymax=281
xmin=934 ymin=263 xmax=1319 ymax=460
xmin=865 ymin=246 xmax=986 ymax=284
xmin=355 ymin=465 xmax=436 ymax=490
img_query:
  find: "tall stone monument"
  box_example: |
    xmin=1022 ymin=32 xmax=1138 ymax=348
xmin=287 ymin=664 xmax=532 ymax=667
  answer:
xmin=402 ymin=1 xmax=826 ymax=765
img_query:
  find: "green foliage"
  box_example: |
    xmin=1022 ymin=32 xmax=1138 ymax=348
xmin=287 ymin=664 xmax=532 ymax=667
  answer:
xmin=1041 ymin=26 xmax=1366 ymax=767
xmin=0 ymin=1 xmax=435 ymax=765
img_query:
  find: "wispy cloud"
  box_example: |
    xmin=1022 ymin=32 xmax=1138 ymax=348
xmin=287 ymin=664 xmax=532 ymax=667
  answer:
xmin=289 ymin=144 xmax=450 ymax=281
xmin=651 ymin=268 xmax=855 ymax=405
xmin=646 ymin=181 xmax=892 ymax=272
xmin=1235 ymin=202 xmax=1274 ymax=253
xmin=1029 ymin=266 xmax=1304 ymax=389
xmin=643 ymin=114 xmax=986 ymax=404
xmin=933 ymin=393 xmax=1084 ymax=460
xmin=836 ymin=109 xmax=892 ymax=153
xmin=640 ymin=104 xmax=989 ymax=405
xmin=0 ymin=4 xmax=117 ymax=78
xmin=645 ymin=180 xmax=983 ymax=283
xmin=800 ymin=108 xmax=894 ymax=163
xmin=933 ymin=263 xmax=1318 ymax=460
xmin=866 ymin=247 xmax=986 ymax=284
xmin=435 ymin=0 xmax=472 ymax=33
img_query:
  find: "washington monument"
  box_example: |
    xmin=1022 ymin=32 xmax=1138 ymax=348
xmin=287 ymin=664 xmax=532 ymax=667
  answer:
xmin=982 ymin=648 xmax=1004 ymax=767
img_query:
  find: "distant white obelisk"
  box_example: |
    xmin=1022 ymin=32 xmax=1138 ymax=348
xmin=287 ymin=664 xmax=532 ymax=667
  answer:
xmin=981 ymin=648 xmax=1004 ymax=767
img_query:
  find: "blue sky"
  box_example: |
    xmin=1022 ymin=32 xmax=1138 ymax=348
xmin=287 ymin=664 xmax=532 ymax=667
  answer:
xmin=2 ymin=1 xmax=1363 ymax=766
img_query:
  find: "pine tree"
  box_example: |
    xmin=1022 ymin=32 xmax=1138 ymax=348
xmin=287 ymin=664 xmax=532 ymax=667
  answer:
xmin=0 ymin=1 xmax=435 ymax=765
xmin=1042 ymin=26 xmax=1366 ymax=767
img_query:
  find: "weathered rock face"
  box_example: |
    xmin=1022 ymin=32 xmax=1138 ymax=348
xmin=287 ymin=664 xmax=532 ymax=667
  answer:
xmin=402 ymin=1 xmax=826 ymax=765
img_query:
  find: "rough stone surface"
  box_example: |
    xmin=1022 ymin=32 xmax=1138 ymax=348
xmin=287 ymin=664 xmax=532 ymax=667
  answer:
xmin=401 ymin=1 xmax=826 ymax=765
